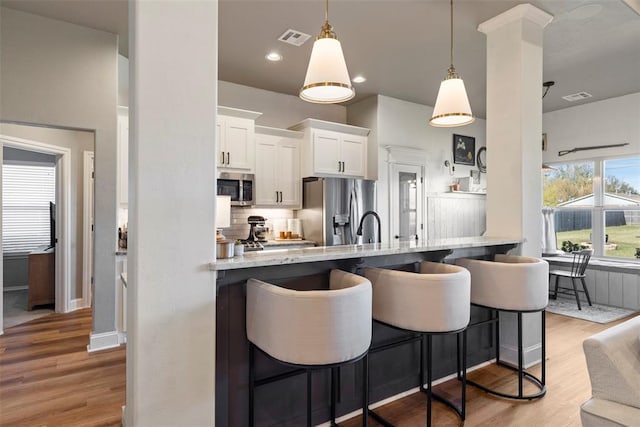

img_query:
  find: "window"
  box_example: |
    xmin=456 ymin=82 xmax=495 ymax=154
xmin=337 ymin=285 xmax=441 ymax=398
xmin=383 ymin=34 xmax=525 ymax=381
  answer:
xmin=544 ymin=157 xmax=640 ymax=260
xmin=2 ymin=164 xmax=56 ymax=253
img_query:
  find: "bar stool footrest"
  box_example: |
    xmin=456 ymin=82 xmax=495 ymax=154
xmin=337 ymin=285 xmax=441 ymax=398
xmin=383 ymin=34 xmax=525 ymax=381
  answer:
xmin=419 ymin=389 xmax=466 ymax=421
xmin=466 ymin=366 xmax=546 ymax=401
xmin=367 ymin=408 xmax=395 ymax=427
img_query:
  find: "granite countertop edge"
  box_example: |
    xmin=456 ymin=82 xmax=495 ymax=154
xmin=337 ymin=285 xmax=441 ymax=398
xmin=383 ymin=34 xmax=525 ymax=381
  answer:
xmin=211 ymin=237 xmax=521 ymax=271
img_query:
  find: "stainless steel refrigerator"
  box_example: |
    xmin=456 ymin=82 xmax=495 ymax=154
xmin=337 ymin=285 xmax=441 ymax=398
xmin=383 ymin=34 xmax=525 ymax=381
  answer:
xmin=297 ymin=177 xmax=378 ymax=246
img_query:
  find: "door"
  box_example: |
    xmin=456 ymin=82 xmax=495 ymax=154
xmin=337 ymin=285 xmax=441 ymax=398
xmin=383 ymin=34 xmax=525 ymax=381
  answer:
xmin=224 ymin=116 xmax=253 ymax=170
xmin=390 ymin=164 xmax=423 ymax=242
xmin=278 ymin=140 xmax=300 ymax=206
xmin=341 ymin=135 xmax=366 ymax=177
xmin=254 ymin=135 xmax=278 ymax=205
xmin=312 ymin=130 xmax=341 ymax=175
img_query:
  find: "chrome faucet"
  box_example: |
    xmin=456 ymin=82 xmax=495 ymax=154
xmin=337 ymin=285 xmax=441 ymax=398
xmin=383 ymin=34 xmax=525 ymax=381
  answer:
xmin=356 ymin=211 xmax=382 ymax=244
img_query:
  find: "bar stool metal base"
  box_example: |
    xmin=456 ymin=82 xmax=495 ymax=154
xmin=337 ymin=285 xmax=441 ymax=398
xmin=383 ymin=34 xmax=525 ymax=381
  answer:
xmin=466 ymin=308 xmax=546 ymax=401
xmin=367 ymin=323 xmax=467 ymax=427
xmin=249 ymin=343 xmax=369 ymax=427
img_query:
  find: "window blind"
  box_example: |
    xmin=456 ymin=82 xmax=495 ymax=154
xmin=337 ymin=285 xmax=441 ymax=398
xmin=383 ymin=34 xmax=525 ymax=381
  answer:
xmin=2 ymin=164 xmax=56 ymax=253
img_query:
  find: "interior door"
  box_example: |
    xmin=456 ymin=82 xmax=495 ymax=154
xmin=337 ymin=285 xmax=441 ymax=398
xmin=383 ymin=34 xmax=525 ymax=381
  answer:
xmin=390 ymin=164 xmax=423 ymax=242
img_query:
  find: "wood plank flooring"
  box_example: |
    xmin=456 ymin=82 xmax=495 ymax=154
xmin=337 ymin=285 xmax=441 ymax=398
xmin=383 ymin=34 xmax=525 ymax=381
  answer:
xmin=0 ymin=308 xmax=636 ymax=426
xmin=0 ymin=309 xmax=125 ymax=427
xmin=345 ymin=311 xmax=640 ymax=427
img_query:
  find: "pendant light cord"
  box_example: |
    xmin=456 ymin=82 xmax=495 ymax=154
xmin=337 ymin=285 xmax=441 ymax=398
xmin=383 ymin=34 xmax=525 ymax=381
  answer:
xmin=325 ymin=0 xmax=329 ymax=23
xmin=448 ymin=0 xmax=457 ymax=76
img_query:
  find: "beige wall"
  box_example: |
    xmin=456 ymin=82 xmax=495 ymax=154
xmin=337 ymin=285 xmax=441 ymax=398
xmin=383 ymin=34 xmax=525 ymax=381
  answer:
xmin=1 ymin=124 xmax=94 ymax=298
xmin=1 ymin=7 xmax=118 ymax=334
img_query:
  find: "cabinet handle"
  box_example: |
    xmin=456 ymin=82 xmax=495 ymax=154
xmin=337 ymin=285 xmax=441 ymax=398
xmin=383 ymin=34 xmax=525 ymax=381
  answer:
xmin=342 ymin=161 xmax=345 ymax=172
xmin=227 ymin=152 xmax=230 ymax=165
xmin=221 ymin=151 xmax=225 ymax=165
xmin=280 ymin=191 xmax=283 ymax=203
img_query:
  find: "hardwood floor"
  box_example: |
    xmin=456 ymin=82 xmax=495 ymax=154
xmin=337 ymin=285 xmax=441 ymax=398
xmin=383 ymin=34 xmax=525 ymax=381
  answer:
xmin=0 ymin=308 xmax=636 ymax=426
xmin=344 ymin=311 xmax=640 ymax=427
xmin=0 ymin=308 xmax=125 ymax=427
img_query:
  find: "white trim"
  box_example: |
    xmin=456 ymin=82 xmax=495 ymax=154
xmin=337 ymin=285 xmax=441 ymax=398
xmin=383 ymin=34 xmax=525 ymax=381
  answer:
xmin=477 ymin=4 xmax=553 ymax=34
xmin=499 ymin=342 xmax=543 ymax=369
xmin=82 ymin=151 xmax=95 ymax=309
xmin=0 ymin=134 xmax=72 ymax=315
xmin=3 ymin=285 xmax=29 ymax=292
xmin=118 ymin=331 xmax=127 ymax=344
xmin=68 ymin=298 xmax=88 ymax=311
xmin=317 ymin=359 xmax=496 ymax=427
xmin=87 ymin=330 xmax=122 ymax=352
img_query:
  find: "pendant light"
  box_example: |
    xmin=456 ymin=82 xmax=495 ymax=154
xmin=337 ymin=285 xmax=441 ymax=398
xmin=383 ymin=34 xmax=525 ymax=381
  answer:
xmin=430 ymin=0 xmax=474 ymax=127
xmin=300 ymin=0 xmax=355 ymax=104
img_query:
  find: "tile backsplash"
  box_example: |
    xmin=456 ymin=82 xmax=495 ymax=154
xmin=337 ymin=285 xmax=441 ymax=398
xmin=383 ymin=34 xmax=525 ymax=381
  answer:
xmin=224 ymin=208 xmax=295 ymax=241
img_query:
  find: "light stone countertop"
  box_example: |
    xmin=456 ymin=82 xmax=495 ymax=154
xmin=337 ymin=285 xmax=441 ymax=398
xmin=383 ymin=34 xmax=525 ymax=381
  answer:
xmin=211 ymin=236 xmax=521 ymax=271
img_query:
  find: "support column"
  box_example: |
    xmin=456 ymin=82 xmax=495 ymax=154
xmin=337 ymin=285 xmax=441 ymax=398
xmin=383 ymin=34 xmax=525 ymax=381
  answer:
xmin=479 ymin=4 xmax=553 ymax=367
xmin=126 ymin=1 xmax=218 ymax=425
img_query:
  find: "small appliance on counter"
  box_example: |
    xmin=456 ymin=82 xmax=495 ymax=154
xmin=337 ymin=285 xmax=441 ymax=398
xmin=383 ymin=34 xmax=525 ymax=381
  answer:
xmin=246 ymin=215 xmax=268 ymax=242
xmin=239 ymin=216 xmax=268 ymax=251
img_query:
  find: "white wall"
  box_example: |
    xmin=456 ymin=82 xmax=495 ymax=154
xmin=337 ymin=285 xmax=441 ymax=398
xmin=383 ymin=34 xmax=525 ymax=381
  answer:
xmin=543 ymin=92 xmax=640 ymax=163
xmin=219 ymin=80 xmax=346 ymax=128
xmin=126 ymin=0 xmax=217 ymax=424
xmin=1 ymin=125 xmax=94 ymax=298
xmin=348 ymin=95 xmax=487 ymax=241
xmin=0 ymin=7 xmax=119 ymax=334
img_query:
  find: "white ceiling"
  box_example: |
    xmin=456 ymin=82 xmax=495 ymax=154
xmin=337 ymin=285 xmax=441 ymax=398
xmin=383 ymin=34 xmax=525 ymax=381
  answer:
xmin=3 ymin=0 xmax=639 ymax=119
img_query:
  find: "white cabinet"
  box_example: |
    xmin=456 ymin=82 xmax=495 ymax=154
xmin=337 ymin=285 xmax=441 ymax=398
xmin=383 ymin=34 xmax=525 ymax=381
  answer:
xmin=217 ymin=106 xmax=261 ymax=172
xmin=255 ymin=126 xmax=302 ymax=208
xmin=290 ymin=119 xmax=369 ymax=179
xmin=117 ymin=106 xmax=129 ymax=206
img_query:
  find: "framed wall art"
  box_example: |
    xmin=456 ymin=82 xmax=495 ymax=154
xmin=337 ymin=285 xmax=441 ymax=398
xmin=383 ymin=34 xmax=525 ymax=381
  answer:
xmin=453 ymin=134 xmax=475 ymax=166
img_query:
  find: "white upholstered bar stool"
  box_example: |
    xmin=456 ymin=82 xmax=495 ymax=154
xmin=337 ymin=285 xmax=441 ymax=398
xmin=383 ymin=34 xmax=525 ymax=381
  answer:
xmin=246 ymin=269 xmax=372 ymax=427
xmin=456 ymin=254 xmax=549 ymax=400
xmin=364 ymin=262 xmax=471 ymax=427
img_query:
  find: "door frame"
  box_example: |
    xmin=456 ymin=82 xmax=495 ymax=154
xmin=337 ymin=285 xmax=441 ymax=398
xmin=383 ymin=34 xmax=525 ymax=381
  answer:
xmin=0 ymin=134 xmax=72 ymax=328
xmin=389 ymin=163 xmax=425 ymax=242
xmin=82 ymin=150 xmax=95 ymax=308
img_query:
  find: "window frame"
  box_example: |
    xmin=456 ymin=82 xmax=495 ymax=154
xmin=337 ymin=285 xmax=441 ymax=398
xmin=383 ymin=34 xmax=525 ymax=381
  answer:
xmin=547 ymin=155 xmax=640 ymax=262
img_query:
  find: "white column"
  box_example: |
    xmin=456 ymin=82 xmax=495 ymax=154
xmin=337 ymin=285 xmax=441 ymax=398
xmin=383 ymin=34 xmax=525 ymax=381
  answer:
xmin=126 ymin=1 xmax=217 ymax=425
xmin=479 ymin=4 xmax=553 ymax=367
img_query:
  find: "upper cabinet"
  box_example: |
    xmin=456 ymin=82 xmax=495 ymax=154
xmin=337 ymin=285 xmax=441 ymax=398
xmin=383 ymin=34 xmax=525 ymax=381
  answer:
xmin=289 ymin=119 xmax=369 ymax=179
xmin=254 ymin=126 xmax=303 ymax=208
xmin=217 ymin=106 xmax=261 ymax=172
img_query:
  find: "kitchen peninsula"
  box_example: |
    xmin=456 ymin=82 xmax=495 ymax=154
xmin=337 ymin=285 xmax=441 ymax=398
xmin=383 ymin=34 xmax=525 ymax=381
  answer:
xmin=213 ymin=236 xmax=521 ymax=426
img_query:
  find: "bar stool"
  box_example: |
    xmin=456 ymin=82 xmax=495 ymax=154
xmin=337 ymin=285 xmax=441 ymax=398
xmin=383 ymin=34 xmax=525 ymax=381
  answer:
xmin=364 ymin=262 xmax=471 ymax=427
xmin=456 ymin=254 xmax=549 ymax=400
xmin=246 ymin=269 xmax=372 ymax=427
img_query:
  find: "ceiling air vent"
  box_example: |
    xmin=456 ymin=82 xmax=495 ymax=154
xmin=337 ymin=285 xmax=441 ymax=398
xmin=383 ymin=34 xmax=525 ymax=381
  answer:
xmin=562 ymin=92 xmax=593 ymax=102
xmin=278 ymin=29 xmax=311 ymax=47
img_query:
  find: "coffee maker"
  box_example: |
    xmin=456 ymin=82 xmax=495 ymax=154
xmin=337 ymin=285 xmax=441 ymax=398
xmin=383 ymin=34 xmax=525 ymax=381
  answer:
xmin=246 ymin=216 xmax=268 ymax=242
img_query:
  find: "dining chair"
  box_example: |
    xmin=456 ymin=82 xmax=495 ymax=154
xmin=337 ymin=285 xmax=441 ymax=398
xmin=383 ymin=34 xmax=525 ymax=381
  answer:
xmin=549 ymin=249 xmax=593 ymax=310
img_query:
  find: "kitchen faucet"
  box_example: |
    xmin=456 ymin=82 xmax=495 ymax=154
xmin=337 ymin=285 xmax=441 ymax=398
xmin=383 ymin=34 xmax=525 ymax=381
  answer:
xmin=356 ymin=211 xmax=382 ymax=244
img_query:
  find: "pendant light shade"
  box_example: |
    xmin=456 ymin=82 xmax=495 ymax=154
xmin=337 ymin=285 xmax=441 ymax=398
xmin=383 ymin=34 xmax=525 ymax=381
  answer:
xmin=300 ymin=0 xmax=355 ymax=104
xmin=430 ymin=0 xmax=474 ymax=127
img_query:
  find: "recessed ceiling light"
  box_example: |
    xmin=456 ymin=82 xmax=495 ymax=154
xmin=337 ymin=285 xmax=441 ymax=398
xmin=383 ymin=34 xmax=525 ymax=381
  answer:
xmin=265 ymin=52 xmax=283 ymax=62
xmin=352 ymin=75 xmax=366 ymax=83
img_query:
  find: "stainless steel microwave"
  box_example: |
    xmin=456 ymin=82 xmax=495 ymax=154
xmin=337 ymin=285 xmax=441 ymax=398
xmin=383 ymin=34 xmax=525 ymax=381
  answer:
xmin=217 ymin=172 xmax=255 ymax=206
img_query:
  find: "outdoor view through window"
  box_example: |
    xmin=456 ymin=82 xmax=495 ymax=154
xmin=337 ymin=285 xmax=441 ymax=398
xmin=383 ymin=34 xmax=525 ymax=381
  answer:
xmin=543 ymin=157 xmax=640 ymax=260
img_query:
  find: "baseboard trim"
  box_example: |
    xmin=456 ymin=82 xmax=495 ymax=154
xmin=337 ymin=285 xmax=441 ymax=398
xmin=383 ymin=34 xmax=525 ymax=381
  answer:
xmin=118 ymin=331 xmax=127 ymax=345
xmin=3 ymin=285 xmax=28 ymax=292
xmin=68 ymin=298 xmax=88 ymax=311
xmin=87 ymin=331 xmax=121 ymax=352
xmin=317 ymin=359 xmax=496 ymax=427
xmin=499 ymin=342 xmax=542 ymax=368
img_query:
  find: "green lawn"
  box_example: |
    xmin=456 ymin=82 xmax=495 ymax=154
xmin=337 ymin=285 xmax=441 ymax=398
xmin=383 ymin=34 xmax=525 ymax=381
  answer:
xmin=557 ymin=224 xmax=640 ymax=259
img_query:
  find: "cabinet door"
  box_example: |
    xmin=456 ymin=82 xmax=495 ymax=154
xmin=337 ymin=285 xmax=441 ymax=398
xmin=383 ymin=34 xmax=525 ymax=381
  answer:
xmin=278 ymin=139 xmax=300 ymax=207
xmin=117 ymin=114 xmax=129 ymax=206
xmin=216 ymin=118 xmax=225 ymax=167
xmin=255 ymin=135 xmax=278 ymax=205
xmin=312 ymin=130 xmax=342 ymax=175
xmin=341 ymin=135 xmax=366 ymax=177
xmin=224 ymin=116 xmax=254 ymax=170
